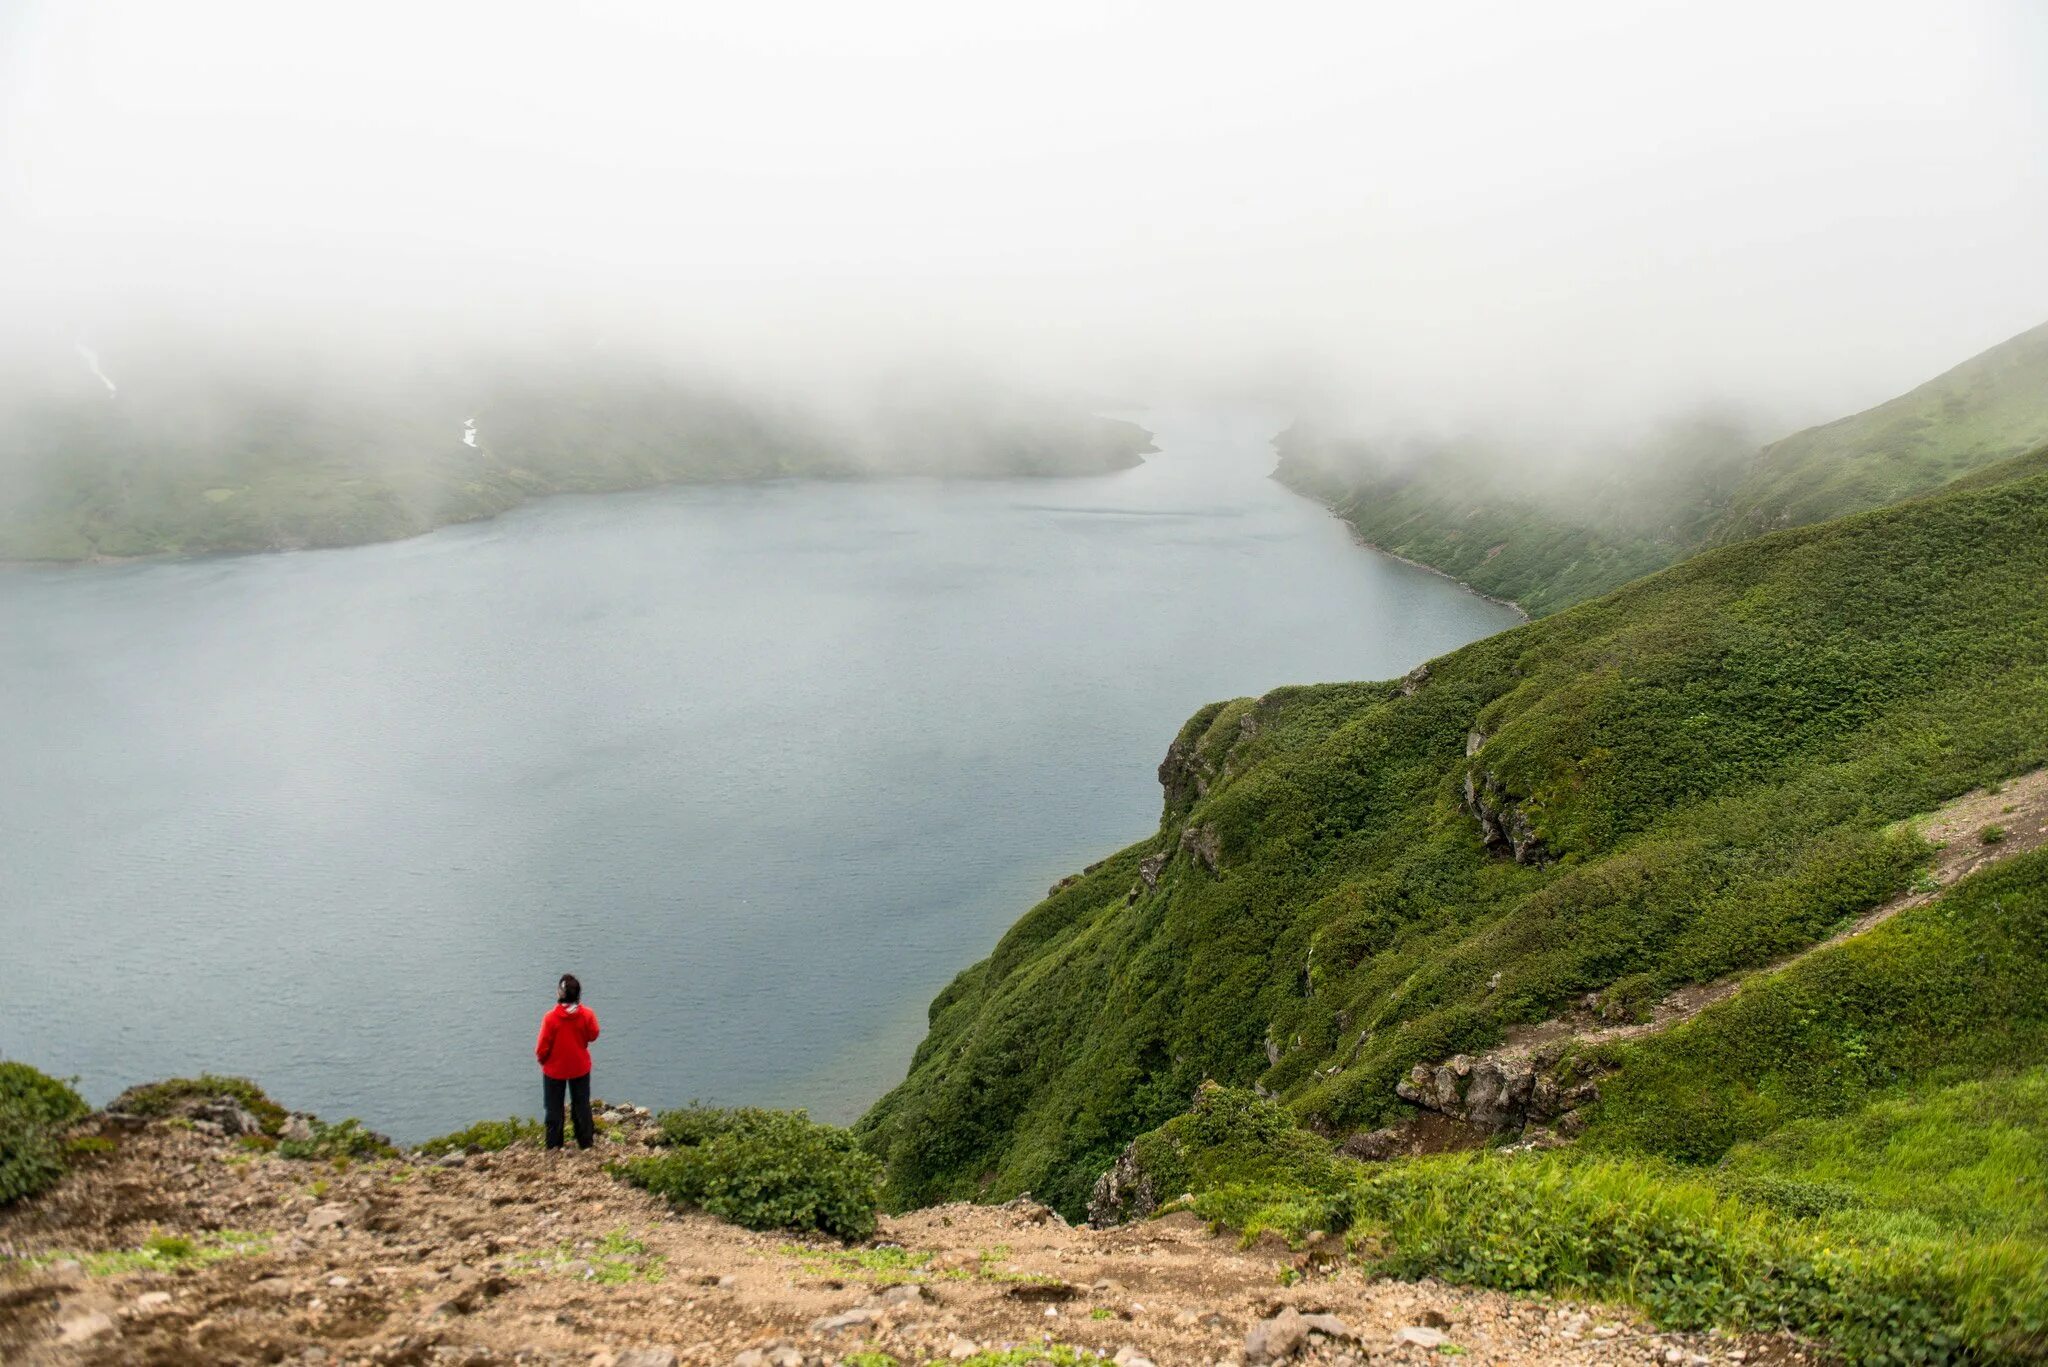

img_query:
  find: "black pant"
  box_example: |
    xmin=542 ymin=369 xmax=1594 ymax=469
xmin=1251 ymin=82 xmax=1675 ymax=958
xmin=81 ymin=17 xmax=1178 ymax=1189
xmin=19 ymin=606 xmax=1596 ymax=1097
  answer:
xmin=543 ymin=1072 xmax=594 ymax=1150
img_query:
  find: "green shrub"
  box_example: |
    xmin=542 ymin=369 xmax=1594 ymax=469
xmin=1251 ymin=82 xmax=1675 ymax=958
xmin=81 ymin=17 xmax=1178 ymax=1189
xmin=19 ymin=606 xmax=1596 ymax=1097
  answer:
xmin=616 ymin=1108 xmax=880 ymax=1241
xmin=1108 ymin=1084 xmax=1347 ymax=1231
xmin=416 ymin=1116 xmax=542 ymax=1156
xmin=0 ymin=1061 xmax=89 ymax=1206
xmin=277 ymin=1117 xmax=397 ymax=1162
xmin=1982 ymin=824 xmax=2009 ymax=845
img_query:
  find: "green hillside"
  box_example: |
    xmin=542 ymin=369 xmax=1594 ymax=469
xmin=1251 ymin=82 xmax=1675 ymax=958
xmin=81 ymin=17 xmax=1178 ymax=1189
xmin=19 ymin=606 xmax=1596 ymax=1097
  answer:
xmin=1271 ymin=413 xmax=1751 ymax=616
xmin=861 ymin=442 xmax=2048 ymax=1217
xmin=0 ymin=363 xmax=1153 ymax=561
xmin=1276 ymin=320 xmax=2048 ymax=616
xmin=1709 ymin=320 xmax=2048 ymax=544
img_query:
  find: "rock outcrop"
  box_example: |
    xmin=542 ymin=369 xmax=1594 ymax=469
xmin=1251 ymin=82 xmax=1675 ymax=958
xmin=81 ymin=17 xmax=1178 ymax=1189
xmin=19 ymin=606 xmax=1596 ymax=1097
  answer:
xmin=1462 ymin=766 xmax=1549 ymax=865
xmin=1392 ymin=1051 xmax=1599 ymax=1137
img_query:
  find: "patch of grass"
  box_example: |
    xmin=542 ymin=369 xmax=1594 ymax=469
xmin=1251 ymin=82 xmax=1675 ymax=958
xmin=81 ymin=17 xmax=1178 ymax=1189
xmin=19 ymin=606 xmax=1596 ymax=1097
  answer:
xmin=781 ymin=1243 xmax=1053 ymax=1287
xmin=1981 ymin=824 xmax=2009 ymax=845
xmin=64 ymin=1136 xmax=117 ymax=1157
xmin=616 ymin=1107 xmax=881 ymax=1241
xmin=415 ymin=1116 xmax=542 ymax=1157
xmin=512 ymin=1226 xmax=665 ymax=1285
xmin=840 ymin=1353 xmax=899 ymax=1367
xmin=954 ymin=1348 xmax=1111 ymax=1367
xmin=14 ymin=1230 xmax=270 ymax=1277
xmin=277 ymin=1117 xmax=398 ymax=1162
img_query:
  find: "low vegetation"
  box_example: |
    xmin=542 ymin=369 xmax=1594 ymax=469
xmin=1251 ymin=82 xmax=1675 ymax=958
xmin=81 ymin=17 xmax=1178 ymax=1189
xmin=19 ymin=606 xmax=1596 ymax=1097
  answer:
xmin=10 ymin=1230 xmax=270 ymax=1276
xmin=0 ymin=1061 xmax=90 ymax=1205
xmin=616 ymin=1106 xmax=882 ymax=1241
xmin=110 ymin=1074 xmax=287 ymax=1134
xmin=416 ymin=1116 xmax=543 ymax=1157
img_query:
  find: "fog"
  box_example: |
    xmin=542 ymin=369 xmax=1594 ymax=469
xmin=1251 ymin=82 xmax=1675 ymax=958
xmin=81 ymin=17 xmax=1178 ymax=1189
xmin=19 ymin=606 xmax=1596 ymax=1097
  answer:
xmin=4 ymin=0 xmax=2047 ymax=441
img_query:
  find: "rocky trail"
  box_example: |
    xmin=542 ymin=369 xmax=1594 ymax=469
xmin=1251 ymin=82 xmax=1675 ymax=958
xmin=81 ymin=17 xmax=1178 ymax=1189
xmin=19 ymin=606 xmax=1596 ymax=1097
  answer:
xmin=1371 ymin=770 xmax=2048 ymax=1146
xmin=0 ymin=1108 xmax=1799 ymax=1367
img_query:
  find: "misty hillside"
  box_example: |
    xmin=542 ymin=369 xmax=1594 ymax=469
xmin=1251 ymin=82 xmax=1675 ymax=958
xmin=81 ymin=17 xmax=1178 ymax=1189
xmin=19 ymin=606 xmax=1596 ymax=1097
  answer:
xmin=860 ymin=441 xmax=2048 ymax=1352
xmin=1275 ymin=320 xmax=2048 ymax=616
xmin=0 ymin=358 xmax=1153 ymax=561
xmin=1708 ymin=318 xmax=2048 ymax=543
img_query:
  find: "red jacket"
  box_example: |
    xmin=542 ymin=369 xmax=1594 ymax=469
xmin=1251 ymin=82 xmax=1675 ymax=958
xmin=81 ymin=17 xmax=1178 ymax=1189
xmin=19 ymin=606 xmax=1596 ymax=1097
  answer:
xmin=536 ymin=1003 xmax=600 ymax=1079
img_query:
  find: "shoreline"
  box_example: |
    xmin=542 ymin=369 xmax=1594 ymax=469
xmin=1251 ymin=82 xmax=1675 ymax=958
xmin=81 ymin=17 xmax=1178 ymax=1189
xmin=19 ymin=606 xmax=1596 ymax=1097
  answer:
xmin=0 ymin=444 xmax=1156 ymax=572
xmin=1266 ymin=465 xmax=1530 ymax=622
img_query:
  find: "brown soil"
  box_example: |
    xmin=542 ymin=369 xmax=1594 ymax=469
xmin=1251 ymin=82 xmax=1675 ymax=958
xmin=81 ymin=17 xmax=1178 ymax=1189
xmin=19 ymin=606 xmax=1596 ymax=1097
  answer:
xmin=0 ymin=1118 xmax=1794 ymax=1367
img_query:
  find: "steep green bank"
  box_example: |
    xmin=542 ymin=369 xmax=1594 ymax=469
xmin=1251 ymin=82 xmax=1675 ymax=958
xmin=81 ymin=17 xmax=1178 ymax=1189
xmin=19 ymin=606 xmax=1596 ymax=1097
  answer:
xmin=1271 ymin=413 xmax=1750 ymax=616
xmin=1275 ymin=320 xmax=2048 ymax=616
xmin=0 ymin=363 xmax=1153 ymax=560
xmin=860 ymin=443 xmax=2048 ymax=1217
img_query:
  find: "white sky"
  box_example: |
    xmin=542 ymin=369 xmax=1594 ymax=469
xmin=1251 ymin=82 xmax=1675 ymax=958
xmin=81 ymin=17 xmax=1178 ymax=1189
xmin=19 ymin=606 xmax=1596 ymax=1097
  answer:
xmin=3 ymin=1 xmax=2045 ymax=429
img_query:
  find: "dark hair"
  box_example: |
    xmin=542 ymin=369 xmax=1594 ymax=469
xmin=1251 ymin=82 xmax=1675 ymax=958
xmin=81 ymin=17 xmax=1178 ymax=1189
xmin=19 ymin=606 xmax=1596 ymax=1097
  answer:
xmin=558 ymin=973 xmax=582 ymax=1005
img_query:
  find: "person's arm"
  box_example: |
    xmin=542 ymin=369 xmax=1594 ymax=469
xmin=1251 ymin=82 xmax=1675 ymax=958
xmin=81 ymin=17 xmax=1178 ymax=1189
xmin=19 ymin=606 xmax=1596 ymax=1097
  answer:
xmin=583 ymin=1009 xmax=600 ymax=1045
xmin=536 ymin=1014 xmax=556 ymax=1067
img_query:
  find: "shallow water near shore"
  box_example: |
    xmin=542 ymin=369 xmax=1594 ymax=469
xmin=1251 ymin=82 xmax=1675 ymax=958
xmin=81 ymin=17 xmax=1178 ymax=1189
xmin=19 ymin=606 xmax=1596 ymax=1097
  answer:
xmin=0 ymin=410 xmax=1520 ymax=1140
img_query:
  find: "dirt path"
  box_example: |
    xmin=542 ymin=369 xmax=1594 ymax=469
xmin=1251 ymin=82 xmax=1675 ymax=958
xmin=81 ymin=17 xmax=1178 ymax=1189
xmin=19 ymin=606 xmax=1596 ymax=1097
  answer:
xmin=1490 ymin=768 xmax=2048 ymax=1066
xmin=0 ymin=1117 xmax=1789 ymax=1367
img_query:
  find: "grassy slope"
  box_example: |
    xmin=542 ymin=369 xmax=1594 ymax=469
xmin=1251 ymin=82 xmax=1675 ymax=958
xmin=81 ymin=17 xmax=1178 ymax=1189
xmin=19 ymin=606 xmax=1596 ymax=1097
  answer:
xmin=1275 ymin=320 xmax=2048 ymax=616
xmin=859 ymin=444 xmax=2048 ymax=1219
xmin=1711 ymin=320 xmax=2048 ymax=545
xmin=0 ymin=371 xmax=1154 ymax=560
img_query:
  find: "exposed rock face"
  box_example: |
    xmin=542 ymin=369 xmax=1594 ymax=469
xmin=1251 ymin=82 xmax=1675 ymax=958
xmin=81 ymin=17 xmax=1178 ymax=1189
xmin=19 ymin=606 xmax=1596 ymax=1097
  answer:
xmin=1158 ymin=732 xmax=1212 ymax=814
xmin=1393 ymin=1053 xmax=1598 ymax=1134
xmin=1463 ymin=767 xmax=1549 ymax=864
xmin=1179 ymin=822 xmax=1223 ymax=876
xmin=1087 ymin=1140 xmax=1158 ymax=1228
xmin=1397 ymin=663 xmax=1432 ymax=697
xmin=1127 ymin=850 xmax=1171 ymax=903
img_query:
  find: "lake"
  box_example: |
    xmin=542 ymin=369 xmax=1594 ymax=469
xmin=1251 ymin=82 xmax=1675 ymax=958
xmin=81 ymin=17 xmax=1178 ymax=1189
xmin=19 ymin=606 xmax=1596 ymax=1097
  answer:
xmin=0 ymin=410 xmax=1521 ymax=1140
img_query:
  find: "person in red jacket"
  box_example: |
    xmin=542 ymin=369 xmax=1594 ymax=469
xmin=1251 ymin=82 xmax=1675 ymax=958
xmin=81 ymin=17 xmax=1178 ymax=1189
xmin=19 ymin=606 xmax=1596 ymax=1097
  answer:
xmin=536 ymin=973 xmax=601 ymax=1150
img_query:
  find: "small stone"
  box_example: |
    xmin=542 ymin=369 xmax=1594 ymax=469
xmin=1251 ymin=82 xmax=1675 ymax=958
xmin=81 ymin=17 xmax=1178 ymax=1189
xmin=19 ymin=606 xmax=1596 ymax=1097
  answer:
xmin=732 ymin=1353 xmax=767 ymax=1367
xmin=47 ymin=1259 xmax=84 ymax=1286
xmin=305 ymin=1202 xmax=352 ymax=1231
xmin=767 ymin=1351 xmax=802 ymax=1367
xmin=133 ymin=1291 xmax=174 ymax=1311
xmin=810 ymin=1308 xmax=880 ymax=1334
xmin=1113 ymin=1349 xmax=1156 ymax=1367
xmin=1592 ymin=1324 xmax=1622 ymax=1340
xmin=1246 ymin=1307 xmax=1310 ymax=1363
xmin=1394 ymin=1325 xmax=1451 ymax=1350
xmin=945 ymin=1337 xmax=980 ymax=1361
xmin=59 ymin=1310 xmax=118 ymax=1344
xmin=717 ymin=1274 xmax=739 ymax=1289
xmin=327 ymin=1275 xmax=352 ymax=1288
xmin=877 ymin=1283 xmax=930 ymax=1308
xmin=1665 ymin=1349 xmax=1685 ymax=1364
xmin=613 ymin=1352 xmax=677 ymax=1367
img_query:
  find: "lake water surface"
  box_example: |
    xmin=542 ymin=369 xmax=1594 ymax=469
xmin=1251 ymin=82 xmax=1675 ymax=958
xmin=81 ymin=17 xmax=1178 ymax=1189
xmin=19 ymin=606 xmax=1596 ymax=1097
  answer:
xmin=0 ymin=411 xmax=1520 ymax=1139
